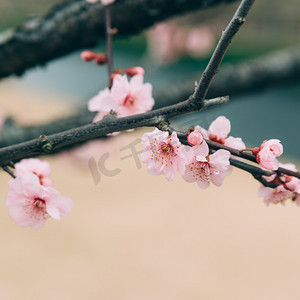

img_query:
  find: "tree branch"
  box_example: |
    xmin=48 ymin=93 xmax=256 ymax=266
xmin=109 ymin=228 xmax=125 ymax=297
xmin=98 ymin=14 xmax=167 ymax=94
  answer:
xmin=1 ymin=44 xmax=299 ymax=149
xmin=0 ymin=96 xmax=229 ymax=166
xmin=0 ymin=0 xmax=238 ymax=79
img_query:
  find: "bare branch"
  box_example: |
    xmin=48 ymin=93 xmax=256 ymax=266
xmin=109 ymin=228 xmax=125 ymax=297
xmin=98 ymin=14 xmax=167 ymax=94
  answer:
xmin=192 ymin=0 xmax=255 ymax=104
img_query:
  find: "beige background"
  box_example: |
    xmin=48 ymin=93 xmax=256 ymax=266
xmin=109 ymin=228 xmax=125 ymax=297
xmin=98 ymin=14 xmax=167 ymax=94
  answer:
xmin=1 ymin=80 xmax=300 ymax=300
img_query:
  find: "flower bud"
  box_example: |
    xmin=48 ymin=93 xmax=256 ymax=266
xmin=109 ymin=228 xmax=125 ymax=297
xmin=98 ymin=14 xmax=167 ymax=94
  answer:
xmin=80 ymin=50 xmax=96 ymax=62
xmin=187 ymin=131 xmax=204 ymax=146
xmin=125 ymin=66 xmax=145 ymax=77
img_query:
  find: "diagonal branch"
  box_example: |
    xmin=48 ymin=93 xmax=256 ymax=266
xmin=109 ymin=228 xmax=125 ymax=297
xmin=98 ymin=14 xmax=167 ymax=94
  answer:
xmin=0 ymin=96 xmax=229 ymax=166
xmin=191 ymin=0 xmax=255 ymax=104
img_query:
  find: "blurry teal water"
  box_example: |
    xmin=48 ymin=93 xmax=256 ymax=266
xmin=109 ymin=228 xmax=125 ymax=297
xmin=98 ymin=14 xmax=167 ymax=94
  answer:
xmin=18 ymin=46 xmax=300 ymax=161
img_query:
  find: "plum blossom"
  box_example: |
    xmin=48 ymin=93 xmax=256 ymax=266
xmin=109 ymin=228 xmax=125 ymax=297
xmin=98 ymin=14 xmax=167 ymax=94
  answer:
xmin=182 ymin=142 xmax=232 ymax=189
xmin=256 ymin=139 xmax=283 ymax=170
xmin=86 ymin=0 xmax=115 ymax=5
xmin=88 ymin=74 xmax=154 ymax=122
xmin=15 ymin=158 xmax=53 ymax=187
xmin=141 ymin=128 xmax=193 ymax=181
xmin=258 ymin=163 xmax=300 ymax=205
xmin=6 ymin=173 xmax=73 ymax=229
xmin=196 ymin=116 xmax=246 ymax=150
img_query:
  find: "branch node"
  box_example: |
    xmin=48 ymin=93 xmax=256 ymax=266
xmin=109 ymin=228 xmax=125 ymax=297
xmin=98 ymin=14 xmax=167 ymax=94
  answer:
xmin=39 ymin=134 xmax=53 ymax=153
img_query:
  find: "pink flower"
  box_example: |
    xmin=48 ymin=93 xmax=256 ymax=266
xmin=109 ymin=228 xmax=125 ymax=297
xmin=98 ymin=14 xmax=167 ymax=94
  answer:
xmin=182 ymin=142 xmax=232 ymax=189
xmin=6 ymin=173 xmax=73 ymax=229
xmin=196 ymin=116 xmax=246 ymax=150
xmin=263 ymin=163 xmax=300 ymax=192
xmin=86 ymin=0 xmax=115 ymax=5
xmin=258 ymin=185 xmax=293 ymax=206
xmin=256 ymin=139 xmax=283 ymax=170
xmin=15 ymin=158 xmax=53 ymax=187
xmin=141 ymin=128 xmax=193 ymax=181
xmin=187 ymin=130 xmax=204 ymax=146
xmin=88 ymin=74 xmax=154 ymax=122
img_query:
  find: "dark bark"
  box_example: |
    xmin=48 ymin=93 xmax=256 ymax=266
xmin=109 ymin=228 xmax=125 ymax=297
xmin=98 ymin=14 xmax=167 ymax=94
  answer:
xmin=0 ymin=0 xmax=237 ymax=79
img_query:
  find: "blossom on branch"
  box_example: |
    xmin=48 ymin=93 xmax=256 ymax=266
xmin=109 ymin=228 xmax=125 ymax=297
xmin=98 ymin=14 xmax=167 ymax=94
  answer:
xmin=6 ymin=173 xmax=73 ymax=229
xmin=196 ymin=116 xmax=246 ymax=150
xmin=182 ymin=143 xmax=232 ymax=189
xmin=141 ymin=128 xmax=193 ymax=181
xmin=258 ymin=163 xmax=300 ymax=205
xmin=88 ymin=74 xmax=154 ymax=122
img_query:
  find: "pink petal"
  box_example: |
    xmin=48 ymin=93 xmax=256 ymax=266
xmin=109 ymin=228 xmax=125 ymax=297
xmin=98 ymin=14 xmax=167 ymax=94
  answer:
xmin=224 ymin=136 xmax=246 ymax=150
xmin=208 ymin=116 xmax=231 ymax=139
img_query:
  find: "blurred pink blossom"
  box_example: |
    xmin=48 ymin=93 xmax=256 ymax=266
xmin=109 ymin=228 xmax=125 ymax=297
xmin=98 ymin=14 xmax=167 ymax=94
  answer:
xmin=182 ymin=142 xmax=232 ymax=189
xmin=147 ymin=22 xmax=215 ymax=64
xmin=86 ymin=0 xmax=115 ymax=5
xmin=88 ymin=74 xmax=154 ymax=122
xmin=6 ymin=173 xmax=73 ymax=229
xmin=258 ymin=185 xmax=293 ymax=206
xmin=15 ymin=158 xmax=53 ymax=187
xmin=141 ymin=128 xmax=193 ymax=181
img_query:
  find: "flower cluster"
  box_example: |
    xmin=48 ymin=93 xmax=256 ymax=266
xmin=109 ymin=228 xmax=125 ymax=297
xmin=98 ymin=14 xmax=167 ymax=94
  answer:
xmin=6 ymin=159 xmax=73 ymax=229
xmin=258 ymin=163 xmax=300 ymax=205
xmin=141 ymin=127 xmax=232 ymax=188
xmin=88 ymin=73 xmax=154 ymax=122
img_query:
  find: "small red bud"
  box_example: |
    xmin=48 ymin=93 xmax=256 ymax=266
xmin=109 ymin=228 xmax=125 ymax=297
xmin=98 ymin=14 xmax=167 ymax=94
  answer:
xmin=80 ymin=50 xmax=96 ymax=62
xmin=94 ymin=53 xmax=107 ymax=65
xmin=187 ymin=131 xmax=204 ymax=146
xmin=125 ymin=66 xmax=145 ymax=77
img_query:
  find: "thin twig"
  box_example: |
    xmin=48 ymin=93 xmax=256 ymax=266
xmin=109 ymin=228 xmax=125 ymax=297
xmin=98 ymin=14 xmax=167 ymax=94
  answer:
xmin=191 ymin=0 xmax=255 ymax=105
xmin=2 ymin=166 xmax=16 ymax=179
xmin=105 ymin=5 xmax=113 ymax=78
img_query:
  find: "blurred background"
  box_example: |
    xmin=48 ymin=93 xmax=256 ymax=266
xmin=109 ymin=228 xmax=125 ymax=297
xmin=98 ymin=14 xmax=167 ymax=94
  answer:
xmin=0 ymin=0 xmax=300 ymax=299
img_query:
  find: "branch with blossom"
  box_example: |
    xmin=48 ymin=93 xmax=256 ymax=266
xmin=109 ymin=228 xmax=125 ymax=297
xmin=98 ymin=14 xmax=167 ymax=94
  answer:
xmin=1 ymin=0 xmax=300 ymax=230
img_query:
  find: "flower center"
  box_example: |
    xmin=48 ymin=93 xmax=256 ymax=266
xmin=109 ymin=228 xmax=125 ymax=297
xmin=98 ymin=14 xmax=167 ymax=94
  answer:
xmin=33 ymin=198 xmax=46 ymax=210
xmin=160 ymin=142 xmax=174 ymax=155
xmin=123 ymin=93 xmax=136 ymax=107
xmin=191 ymin=161 xmax=210 ymax=182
